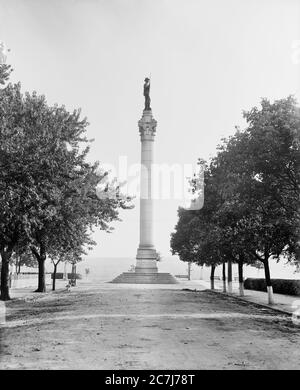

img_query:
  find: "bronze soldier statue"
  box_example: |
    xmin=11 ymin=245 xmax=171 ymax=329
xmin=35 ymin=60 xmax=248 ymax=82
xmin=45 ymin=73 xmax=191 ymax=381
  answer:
xmin=144 ymin=77 xmax=151 ymax=110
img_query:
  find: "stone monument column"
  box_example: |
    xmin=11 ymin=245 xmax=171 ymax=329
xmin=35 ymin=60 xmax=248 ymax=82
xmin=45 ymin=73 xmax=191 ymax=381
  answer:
xmin=135 ymin=109 xmax=158 ymax=273
xmin=111 ymin=78 xmax=177 ymax=284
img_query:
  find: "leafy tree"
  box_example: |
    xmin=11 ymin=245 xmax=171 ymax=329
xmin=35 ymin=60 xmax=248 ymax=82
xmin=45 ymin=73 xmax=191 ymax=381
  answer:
xmin=24 ymin=98 xmax=132 ymax=293
xmin=171 ymin=164 xmax=224 ymax=290
xmin=0 ymin=64 xmax=12 ymax=86
xmin=11 ymin=245 xmax=37 ymax=274
xmin=0 ymin=81 xmax=44 ymax=300
xmin=171 ymin=97 xmax=299 ymax=303
xmin=215 ymin=97 xmax=300 ymax=303
xmin=170 ymin=208 xmax=199 ymax=265
xmin=48 ymin=219 xmax=95 ymax=291
xmin=156 ymin=251 xmax=162 ymax=262
xmin=0 ymin=69 xmax=132 ymax=299
xmin=50 ymin=250 xmax=82 ymax=291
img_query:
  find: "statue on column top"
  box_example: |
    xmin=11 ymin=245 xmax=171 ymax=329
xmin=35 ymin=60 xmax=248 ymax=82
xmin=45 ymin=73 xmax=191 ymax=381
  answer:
xmin=143 ymin=77 xmax=151 ymax=111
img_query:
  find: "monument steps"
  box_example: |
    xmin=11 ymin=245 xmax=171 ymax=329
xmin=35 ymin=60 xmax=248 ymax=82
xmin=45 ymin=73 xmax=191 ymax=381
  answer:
xmin=110 ymin=272 xmax=179 ymax=284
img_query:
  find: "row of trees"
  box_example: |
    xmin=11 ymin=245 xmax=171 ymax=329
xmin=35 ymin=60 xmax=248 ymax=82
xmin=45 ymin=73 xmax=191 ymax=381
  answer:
xmin=0 ymin=64 xmax=132 ymax=300
xmin=171 ymin=97 xmax=300 ymax=304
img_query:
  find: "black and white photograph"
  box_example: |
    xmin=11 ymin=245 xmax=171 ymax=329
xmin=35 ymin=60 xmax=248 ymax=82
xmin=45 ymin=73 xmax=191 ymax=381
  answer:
xmin=0 ymin=0 xmax=299 ymax=373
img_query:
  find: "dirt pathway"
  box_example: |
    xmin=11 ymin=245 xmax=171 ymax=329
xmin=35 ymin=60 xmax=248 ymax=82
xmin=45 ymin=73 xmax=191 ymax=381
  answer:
xmin=1 ymin=282 xmax=299 ymax=369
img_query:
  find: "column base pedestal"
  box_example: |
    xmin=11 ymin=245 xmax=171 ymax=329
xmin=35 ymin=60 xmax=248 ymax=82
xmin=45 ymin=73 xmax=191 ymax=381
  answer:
xmin=111 ymin=246 xmax=178 ymax=284
xmin=110 ymin=272 xmax=179 ymax=284
xmin=135 ymin=247 xmax=158 ymax=273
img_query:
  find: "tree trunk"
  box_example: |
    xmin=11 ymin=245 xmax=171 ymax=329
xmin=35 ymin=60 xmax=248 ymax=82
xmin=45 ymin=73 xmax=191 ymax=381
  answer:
xmin=200 ymin=265 xmax=203 ymax=280
xmin=18 ymin=262 xmax=21 ymax=275
xmin=32 ymin=244 xmax=47 ymax=293
xmin=63 ymin=262 xmax=67 ymax=280
xmin=187 ymin=262 xmax=191 ymax=281
xmin=222 ymin=261 xmax=226 ymax=292
xmin=238 ymin=258 xmax=244 ymax=297
xmin=263 ymin=257 xmax=274 ymax=305
xmin=210 ymin=264 xmax=215 ymax=290
xmin=52 ymin=264 xmax=57 ymax=291
xmin=36 ymin=258 xmax=46 ymax=292
xmin=227 ymin=259 xmax=233 ymax=293
xmin=70 ymin=264 xmax=77 ymax=286
xmin=0 ymin=248 xmax=13 ymax=301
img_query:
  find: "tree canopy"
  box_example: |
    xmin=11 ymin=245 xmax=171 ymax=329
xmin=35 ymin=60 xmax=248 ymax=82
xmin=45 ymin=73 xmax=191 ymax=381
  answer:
xmin=170 ymin=97 xmax=300 ymax=302
xmin=0 ymin=65 xmax=132 ymax=300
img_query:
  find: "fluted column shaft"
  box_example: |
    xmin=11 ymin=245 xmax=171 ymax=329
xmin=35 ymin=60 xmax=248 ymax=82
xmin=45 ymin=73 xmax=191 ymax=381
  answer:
xmin=135 ymin=110 xmax=158 ymax=273
xmin=139 ymin=136 xmax=154 ymax=247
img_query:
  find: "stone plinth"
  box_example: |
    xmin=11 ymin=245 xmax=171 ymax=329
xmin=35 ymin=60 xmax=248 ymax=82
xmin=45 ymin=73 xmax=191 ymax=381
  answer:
xmin=111 ymin=272 xmax=179 ymax=284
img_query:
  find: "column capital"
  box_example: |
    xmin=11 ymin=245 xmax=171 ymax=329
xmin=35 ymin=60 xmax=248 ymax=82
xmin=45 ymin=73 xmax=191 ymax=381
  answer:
xmin=138 ymin=109 xmax=157 ymax=141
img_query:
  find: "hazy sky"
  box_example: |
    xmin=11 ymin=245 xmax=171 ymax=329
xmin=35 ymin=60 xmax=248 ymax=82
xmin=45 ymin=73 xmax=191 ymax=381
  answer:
xmin=0 ymin=0 xmax=299 ymax=258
